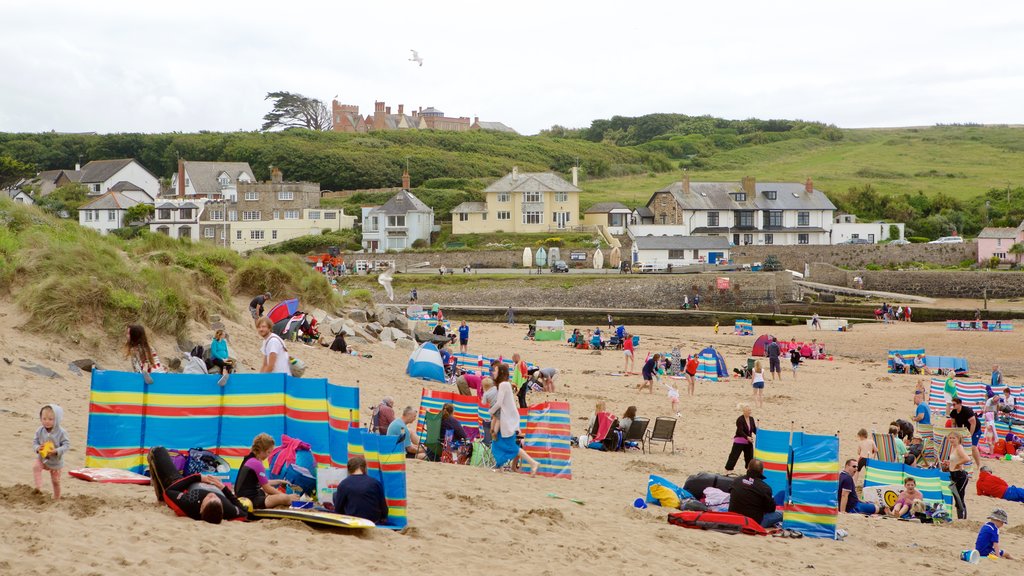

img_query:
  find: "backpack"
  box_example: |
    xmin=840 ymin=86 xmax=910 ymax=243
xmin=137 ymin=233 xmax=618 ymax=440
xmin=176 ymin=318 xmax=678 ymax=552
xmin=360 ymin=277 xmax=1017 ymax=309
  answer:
xmin=267 ymin=435 xmax=317 ymax=496
xmin=266 ymin=334 xmax=306 ymax=377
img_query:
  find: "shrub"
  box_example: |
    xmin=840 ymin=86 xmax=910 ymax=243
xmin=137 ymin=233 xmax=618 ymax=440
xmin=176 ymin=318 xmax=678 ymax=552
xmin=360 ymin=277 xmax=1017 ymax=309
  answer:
xmin=907 ymin=236 xmax=930 ymax=243
xmin=865 ymin=263 xmax=882 ymax=271
xmin=412 ymin=239 xmax=428 ymax=249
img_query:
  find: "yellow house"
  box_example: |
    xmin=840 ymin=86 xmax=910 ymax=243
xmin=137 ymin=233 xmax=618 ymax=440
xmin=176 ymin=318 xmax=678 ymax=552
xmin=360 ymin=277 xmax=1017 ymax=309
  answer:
xmin=451 ymin=167 xmax=581 ymax=234
xmin=221 ymin=208 xmax=357 ymax=253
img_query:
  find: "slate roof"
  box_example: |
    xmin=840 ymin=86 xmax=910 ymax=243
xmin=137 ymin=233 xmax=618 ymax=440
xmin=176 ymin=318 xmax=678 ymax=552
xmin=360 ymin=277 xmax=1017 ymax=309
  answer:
xmin=183 ymin=161 xmax=254 ymax=196
xmin=634 ymin=207 xmax=654 ymax=218
xmin=79 ymin=159 xmax=135 ymax=183
xmin=109 ymin=181 xmax=144 ymax=192
xmin=484 ymin=172 xmax=581 ymax=194
xmin=451 ymin=202 xmax=488 ymax=213
xmin=369 ymin=190 xmax=432 ymax=215
xmin=476 ymin=121 xmax=517 ymax=134
xmin=652 ymin=181 xmax=836 ymax=211
xmin=633 ymin=235 xmax=731 ymax=251
xmin=80 ymin=191 xmax=143 ymax=210
xmin=585 ymin=202 xmax=629 ymax=214
xmin=977 ymin=227 xmax=1020 ymax=239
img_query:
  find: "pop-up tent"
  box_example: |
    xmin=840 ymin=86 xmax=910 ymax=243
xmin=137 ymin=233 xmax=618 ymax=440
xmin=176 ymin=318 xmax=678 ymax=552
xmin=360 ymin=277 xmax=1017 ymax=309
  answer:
xmin=696 ymin=346 xmax=728 ymax=381
xmin=752 ymin=334 xmax=772 ymax=357
xmin=407 ymin=342 xmax=447 ymax=383
xmin=535 ymin=320 xmax=565 ymax=341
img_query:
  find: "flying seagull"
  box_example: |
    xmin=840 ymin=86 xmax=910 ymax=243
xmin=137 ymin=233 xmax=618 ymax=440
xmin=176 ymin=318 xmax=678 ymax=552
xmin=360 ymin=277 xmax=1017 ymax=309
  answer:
xmin=409 ymin=49 xmax=423 ymax=67
xmin=378 ymin=266 xmax=395 ymax=302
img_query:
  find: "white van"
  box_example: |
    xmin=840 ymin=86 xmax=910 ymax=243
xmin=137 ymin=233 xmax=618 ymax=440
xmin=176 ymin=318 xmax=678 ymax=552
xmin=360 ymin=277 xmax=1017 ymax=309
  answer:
xmin=929 ymin=236 xmax=965 ymax=244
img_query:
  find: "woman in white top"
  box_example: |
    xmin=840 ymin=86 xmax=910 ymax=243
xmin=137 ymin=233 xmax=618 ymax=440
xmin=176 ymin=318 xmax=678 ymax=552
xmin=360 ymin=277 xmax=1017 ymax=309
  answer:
xmin=750 ymin=360 xmax=766 ymax=408
xmin=256 ymin=317 xmax=291 ymax=374
xmin=488 ymin=364 xmax=538 ymax=475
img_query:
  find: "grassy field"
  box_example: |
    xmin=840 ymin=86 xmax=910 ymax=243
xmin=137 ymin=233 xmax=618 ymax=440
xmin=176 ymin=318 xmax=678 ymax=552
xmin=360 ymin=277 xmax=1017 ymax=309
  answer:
xmin=578 ymin=125 xmax=1024 ymax=210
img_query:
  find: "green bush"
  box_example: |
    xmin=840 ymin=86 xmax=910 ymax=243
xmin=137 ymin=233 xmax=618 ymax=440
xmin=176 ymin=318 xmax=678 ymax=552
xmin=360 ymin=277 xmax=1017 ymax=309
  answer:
xmin=411 ymin=238 xmax=428 ymax=249
xmin=865 ymin=263 xmax=882 ymax=271
xmin=262 ymin=230 xmax=361 ymax=255
xmin=907 ymin=236 xmax=930 ymax=243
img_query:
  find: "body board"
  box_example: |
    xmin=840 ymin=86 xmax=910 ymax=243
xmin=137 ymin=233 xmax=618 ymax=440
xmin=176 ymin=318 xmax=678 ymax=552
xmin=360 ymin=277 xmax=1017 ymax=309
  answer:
xmin=69 ymin=467 xmax=151 ymax=485
xmin=250 ymin=508 xmax=375 ymax=529
xmin=862 ymin=484 xmax=902 ymax=510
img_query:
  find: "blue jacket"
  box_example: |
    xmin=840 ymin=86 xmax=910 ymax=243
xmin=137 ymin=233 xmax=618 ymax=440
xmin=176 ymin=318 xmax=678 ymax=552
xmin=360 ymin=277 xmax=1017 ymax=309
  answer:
xmin=333 ymin=473 xmax=388 ymax=524
xmin=210 ymin=338 xmax=229 ymax=360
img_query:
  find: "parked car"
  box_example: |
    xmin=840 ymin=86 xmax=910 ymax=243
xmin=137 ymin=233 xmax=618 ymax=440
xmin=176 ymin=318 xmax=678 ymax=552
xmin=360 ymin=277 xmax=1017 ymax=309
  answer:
xmin=837 ymin=238 xmax=871 ymax=245
xmin=888 ymin=239 xmax=911 ymax=246
xmin=551 ymin=260 xmax=569 ymax=273
xmin=634 ymin=262 xmax=668 ymax=273
xmin=929 ymin=236 xmax=965 ymax=244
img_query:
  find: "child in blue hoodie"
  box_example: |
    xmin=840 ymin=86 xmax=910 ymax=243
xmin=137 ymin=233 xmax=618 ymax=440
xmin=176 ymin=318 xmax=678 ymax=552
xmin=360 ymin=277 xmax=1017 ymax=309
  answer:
xmin=33 ymin=404 xmax=70 ymax=499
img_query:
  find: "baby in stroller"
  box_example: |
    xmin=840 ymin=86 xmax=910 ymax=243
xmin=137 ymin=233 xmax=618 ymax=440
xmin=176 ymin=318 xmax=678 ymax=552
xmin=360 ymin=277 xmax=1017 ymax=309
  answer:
xmin=525 ymin=324 xmax=536 ymax=340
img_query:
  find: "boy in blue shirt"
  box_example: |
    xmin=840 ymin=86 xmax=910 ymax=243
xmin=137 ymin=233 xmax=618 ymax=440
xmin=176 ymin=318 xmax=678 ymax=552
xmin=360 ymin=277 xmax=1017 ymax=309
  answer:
xmin=975 ymin=508 xmax=1013 ymax=559
xmin=458 ymin=321 xmax=470 ymax=353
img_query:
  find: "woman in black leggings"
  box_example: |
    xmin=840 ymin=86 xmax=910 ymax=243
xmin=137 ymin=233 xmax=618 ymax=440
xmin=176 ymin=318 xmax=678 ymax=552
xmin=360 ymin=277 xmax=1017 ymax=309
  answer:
xmin=725 ymin=405 xmax=757 ymax=472
xmin=947 ymin=434 xmax=971 ymax=519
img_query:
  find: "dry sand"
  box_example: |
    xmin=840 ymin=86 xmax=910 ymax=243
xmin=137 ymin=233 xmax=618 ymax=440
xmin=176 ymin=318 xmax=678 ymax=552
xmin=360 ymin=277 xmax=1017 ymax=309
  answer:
xmin=2 ymin=297 xmax=1023 ymax=575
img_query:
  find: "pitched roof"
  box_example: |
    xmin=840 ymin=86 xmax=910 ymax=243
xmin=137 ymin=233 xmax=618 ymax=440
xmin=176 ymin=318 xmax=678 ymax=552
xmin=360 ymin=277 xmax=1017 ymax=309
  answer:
xmin=79 ymin=159 xmax=135 ymax=183
xmin=653 ymin=181 xmax=836 ymax=211
xmin=109 ymin=180 xmax=144 ymax=192
xmin=476 ymin=121 xmax=517 ymax=134
xmin=370 ymin=190 xmax=432 ymax=215
xmin=633 ymin=235 xmax=731 ymax=251
xmin=183 ymin=161 xmax=254 ymax=196
xmin=80 ymin=191 xmax=143 ymax=210
xmin=634 ymin=206 xmax=654 ymax=218
xmin=33 ymin=169 xmax=64 ymax=184
xmin=484 ymin=172 xmax=581 ymax=194
xmin=585 ymin=202 xmax=629 ymax=214
xmin=451 ymin=202 xmax=488 ymax=213
xmin=977 ymin=227 xmax=1020 ymax=239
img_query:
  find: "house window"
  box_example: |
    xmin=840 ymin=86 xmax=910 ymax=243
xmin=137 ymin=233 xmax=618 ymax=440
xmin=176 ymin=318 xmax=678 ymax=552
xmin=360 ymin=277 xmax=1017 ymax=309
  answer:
xmin=798 ymin=233 xmax=809 ymax=245
xmin=497 ymin=192 xmax=510 ymax=203
xmin=159 ymin=209 xmax=171 ymax=220
xmin=284 ymin=210 xmax=299 ymax=220
xmin=84 ymin=211 xmax=93 ymax=222
xmin=523 ymin=211 xmax=543 ymax=225
xmin=660 ymin=214 xmax=667 ymax=224
xmin=707 ymin=212 xmax=719 ymax=227
xmin=324 ymin=212 xmax=336 ymax=219
xmin=497 ymin=211 xmax=510 ymax=221
xmin=108 ymin=210 xmax=116 ymax=221
xmin=766 ymin=210 xmax=782 ymax=228
xmin=388 ymin=215 xmax=406 ymax=227
xmin=798 ymin=211 xmax=810 ymax=226
xmin=482 ymin=212 xmax=487 ymax=220
xmin=765 ymin=234 xmax=774 ymax=245
xmin=219 ymin=229 xmax=226 ymax=240
xmin=731 ymin=192 xmax=746 ymax=202
xmin=278 ymin=190 xmax=294 ymax=201
xmin=365 ymin=217 xmax=378 ymax=232
xmin=764 ymin=190 xmax=777 ymax=200
xmin=236 ymin=230 xmax=242 ymax=240
xmin=272 ymin=210 xmax=280 ymax=220
xmin=309 ymin=211 xmax=321 ymax=220
xmin=242 ymin=211 xmax=261 ymax=221
xmin=524 ymin=191 xmax=542 ymax=203
xmin=244 ymin=191 xmax=259 ymax=201
xmin=668 ymin=249 xmax=687 ymax=259
xmin=203 ymin=227 xmax=215 ymax=238
xmin=93 ymin=184 xmax=101 ymax=193
xmin=994 ymin=252 xmax=1007 ymax=259
xmin=250 ymin=230 xmax=265 ymax=240
xmin=272 ymin=230 xmax=278 ymax=240
xmin=228 ymin=210 xmax=237 ymax=221
xmin=459 ymin=213 xmax=469 ymax=222
xmin=743 ymin=234 xmax=753 ymax=245
xmin=737 ymin=211 xmax=754 ymax=227
xmin=555 ymin=191 xmax=568 ymax=203
xmin=389 ymin=237 xmax=407 ymax=250
xmin=218 ymin=175 xmax=230 ymax=187
xmin=210 ymin=210 xmax=224 ymax=221
xmin=180 ymin=208 xmax=193 ymax=219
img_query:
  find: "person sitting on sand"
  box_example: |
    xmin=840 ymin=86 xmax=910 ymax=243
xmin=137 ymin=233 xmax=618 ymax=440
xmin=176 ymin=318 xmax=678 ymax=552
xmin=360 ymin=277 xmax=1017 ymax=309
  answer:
xmin=439 ymin=403 xmax=467 ymax=444
xmin=975 ymin=508 xmax=1014 ymax=560
xmin=235 ymin=433 xmax=299 ymax=510
xmin=146 ymin=446 xmax=249 ymax=524
xmin=388 ymin=407 xmax=426 ymax=459
xmin=838 ymin=458 xmax=887 ymax=515
xmin=332 ymin=455 xmax=388 ymax=524
xmin=889 ymin=476 xmax=924 ymax=518
xmin=728 ymin=459 xmax=781 ymax=528
xmin=977 ymin=466 xmax=1024 ymax=503
xmin=125 ymin=324 xmax=164 ymax=385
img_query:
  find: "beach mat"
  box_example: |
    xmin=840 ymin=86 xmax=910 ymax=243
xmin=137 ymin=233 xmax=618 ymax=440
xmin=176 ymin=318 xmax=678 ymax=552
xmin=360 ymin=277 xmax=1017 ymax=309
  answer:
xmin=69 ymin=467 xmax=151 ymax=484
xmin=250 ymin=508 xmax=374 ymax=529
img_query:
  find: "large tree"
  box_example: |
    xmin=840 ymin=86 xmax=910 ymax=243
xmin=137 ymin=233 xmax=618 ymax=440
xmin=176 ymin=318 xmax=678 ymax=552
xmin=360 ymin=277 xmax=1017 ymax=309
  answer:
xmin=261 ymin=91 xmax=331 ymax=131
xmin=0 ymin=154 xmax=35 ymax=188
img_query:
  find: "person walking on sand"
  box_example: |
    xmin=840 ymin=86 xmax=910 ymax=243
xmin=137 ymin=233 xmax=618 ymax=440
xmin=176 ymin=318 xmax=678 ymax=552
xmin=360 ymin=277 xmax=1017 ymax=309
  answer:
xmin=256 ymin=317 xmax=291 ymax=374
xmin=622 ymin=332 xmax=635 ymax=374
xmin=725 ymin=404 xmax=756 ymax=473
xmin=811 ymin=312 xmax=821 ymax=330
xmin=33 ymin=404 xmax=69 ymax=500
xmin=947 ymin=433 xmax=971 ymax=519
xmin=685 ymin=354 xmax=699 ymax=397
xmin=506 ymin=305 xmax=515 ymax=325
xmin=458 ymin=321 xmax=470 ymax=354
xmin=607 ymin=313 xmax=614 ymax=329
xmin=489 ymin=364 xmax=539 ymax=475
xmin=639 ymin=353 xmax=660 ymax=394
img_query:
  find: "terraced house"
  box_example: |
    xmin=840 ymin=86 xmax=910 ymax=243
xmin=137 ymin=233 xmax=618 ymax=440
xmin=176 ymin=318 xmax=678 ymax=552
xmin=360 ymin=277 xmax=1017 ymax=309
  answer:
xmin=451 ymin=167 xmax=581 ymax=234
xmin=641 ymin=175 xmax=836 ymax=246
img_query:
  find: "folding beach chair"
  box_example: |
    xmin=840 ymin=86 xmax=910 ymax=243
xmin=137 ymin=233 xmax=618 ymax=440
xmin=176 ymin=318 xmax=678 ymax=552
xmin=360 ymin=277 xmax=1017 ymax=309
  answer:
xmin=422 ymin=411 xmax=442 ymax=462
xmin=872 ymin=433 xmax=901 ymax=463
xmin=644 ymin=417 xmax=677 ymax=453
xmin=622 ymin=417 xmax=650 ymax=451
xmin=932 ymin=426 xmax=970 ymax=470
xmin=914 ymin=423 xmax=936 ymax=467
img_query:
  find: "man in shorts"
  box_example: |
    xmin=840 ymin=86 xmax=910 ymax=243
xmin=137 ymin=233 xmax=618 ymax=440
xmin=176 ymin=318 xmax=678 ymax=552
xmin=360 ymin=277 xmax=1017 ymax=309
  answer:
xmin=949 ymin=396 xmax=982 ymax=468
xmin=249 ymin=292 xmax=271 ymax=324
xmin=766 ymin=337 xmax=782 ymax=381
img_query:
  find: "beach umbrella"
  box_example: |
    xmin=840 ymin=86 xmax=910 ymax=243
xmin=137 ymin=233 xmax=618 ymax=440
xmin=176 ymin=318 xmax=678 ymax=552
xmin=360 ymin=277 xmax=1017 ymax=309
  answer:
xmin=406 ymin=342 xmax=447 ymax=383
xmin=593 ymin=248 xmax=604 ymax=269
xmin=522 ymin=247 xmax=532 ymax=268
xmin=535 ymin=246 xmax=547 ymax=267
xmin=610 ymin=247 xmax=621 ymax=267
xmin=267 ymin=299 xmax=299 ymax=324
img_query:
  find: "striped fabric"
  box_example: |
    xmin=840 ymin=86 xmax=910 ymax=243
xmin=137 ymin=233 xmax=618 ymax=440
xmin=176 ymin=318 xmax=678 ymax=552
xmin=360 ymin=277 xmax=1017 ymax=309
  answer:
xmin=754 ymin=429 xmax=793 ymax=498
xmin=932 ymin=426 xmax=971 ymax=469
xmin=926 ymin=379 xmax=1024 ymax=417
xmin=734 ymin=319 xmax=753 ymax=335
xmin=946 ymin=320 xmax=1013 ymax=332
xmin=784 ymin=433 xmax=839 ymax=540
xmin=348 ymin=427 xmax=407 ymax=529
xmin=451 ymin=353 xmax=534 ymax=376
xmin=416 ymin=388 xmax=482 ymax=441
xmin=915 ymin=423 xmax=937 ymax=466
xmin=696 ymin=352 xmax=719 ymax=382
xmin=872 ymin=433 xmax=901 ymax=463
xmin=863 ymin=459 xmax=953 ymax=510
xmin=519 ymin=401 xmax=572 ymax=479
xmin=86 ymin=370 xmax=359 ymax=474
xmin=887 ymin=349 xmax=924 ymax=372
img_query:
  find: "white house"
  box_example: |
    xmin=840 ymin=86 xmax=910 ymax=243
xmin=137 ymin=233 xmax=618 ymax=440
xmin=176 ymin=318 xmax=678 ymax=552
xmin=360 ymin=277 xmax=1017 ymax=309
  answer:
xmin=77 ymin=159 xmax=160 ymax=200
xmin=6 ymin=188 xmax=34 ymax=205
xmin=78 ymin=191 xmax=151 ymax=235
xmin=168 ymin=160 xmax=254 ymax=202
xmin=150 ymin=199 xmax=208 ymax=240
xmin=361 ymin=174 xmax=434 ymax=252
xmin=632 ymin=235 xmax=732 ymax=266
xmin=641 ymin=176 xmax=836 ymax=246
xmin=830 ymin=214 xmax=905 ymax=244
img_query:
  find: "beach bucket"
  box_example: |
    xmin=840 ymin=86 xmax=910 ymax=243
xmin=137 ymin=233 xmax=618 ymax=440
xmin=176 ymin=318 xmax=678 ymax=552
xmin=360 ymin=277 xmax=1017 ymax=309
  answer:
xmin=291 ymin=500 xmax=314 ymax=510
xmin=960 ymin=550 xmax=979 ymax=564
xmin=1006 ymin=454 xmax=1013 ymax=461
xmin=633 ymin=497 xmax=648 ymax=509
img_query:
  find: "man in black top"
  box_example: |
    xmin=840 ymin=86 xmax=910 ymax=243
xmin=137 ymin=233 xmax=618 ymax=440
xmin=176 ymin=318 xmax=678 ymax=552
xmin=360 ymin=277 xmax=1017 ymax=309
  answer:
xmin=728 ymin=459 xmax=781 ymax=527
xmin=332 ymin=455 xmax=388 ymax=524
xmin=147 ymin=446 xmax=249 ymax=524
xmin=949 ymin=397 xmax=982 ymax=468
xmin=766 ymin=337 xmax=782 ymax=381
xmin=249 ymin=292 xmax=271 ymax=324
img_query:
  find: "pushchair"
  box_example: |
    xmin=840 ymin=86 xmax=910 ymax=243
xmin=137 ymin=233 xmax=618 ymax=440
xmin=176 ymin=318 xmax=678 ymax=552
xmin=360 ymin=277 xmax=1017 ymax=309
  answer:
xmin=525 ymin=324 xmax=536 ymax=340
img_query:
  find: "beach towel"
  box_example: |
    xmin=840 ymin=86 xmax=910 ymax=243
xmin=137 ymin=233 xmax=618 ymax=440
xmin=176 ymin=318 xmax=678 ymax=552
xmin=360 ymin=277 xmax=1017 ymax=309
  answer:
xmin=592 ymin=412 xmax=616 ymax=442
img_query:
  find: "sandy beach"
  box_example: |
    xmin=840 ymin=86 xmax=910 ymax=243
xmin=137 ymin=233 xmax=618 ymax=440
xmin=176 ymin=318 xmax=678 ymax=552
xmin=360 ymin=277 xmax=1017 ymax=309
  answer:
xmin=2 ymin=298 xmax=1023 ymax=575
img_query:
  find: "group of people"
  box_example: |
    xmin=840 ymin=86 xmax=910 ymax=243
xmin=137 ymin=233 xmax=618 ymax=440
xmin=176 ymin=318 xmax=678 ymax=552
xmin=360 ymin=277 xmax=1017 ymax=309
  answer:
xmin=584 ymin=402 xmax=641 ymax=451
xmin=875 ymin=302 xmax=912 ymax=323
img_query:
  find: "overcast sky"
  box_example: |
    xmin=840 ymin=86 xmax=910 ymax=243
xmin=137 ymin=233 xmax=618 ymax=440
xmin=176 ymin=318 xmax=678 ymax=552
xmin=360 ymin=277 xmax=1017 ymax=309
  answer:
xmin=2 ymin=1 xmax=1022 ymax=136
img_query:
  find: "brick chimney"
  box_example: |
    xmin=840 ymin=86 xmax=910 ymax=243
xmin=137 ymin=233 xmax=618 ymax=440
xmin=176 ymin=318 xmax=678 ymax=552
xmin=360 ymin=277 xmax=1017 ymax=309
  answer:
xmin=512 ymin=166 xmax=518 ymax=181
xmin=373 ymin=101 xmax=386 ymax=130
xmin=398 ymin=104 xmax=404 ymax=115
xmin=271 ymin=167 xmax=283 ymax=183
xmin=385 ymin=106 xmax=391 ymax=115
xmin=682 ymin=170 xmax=690 ymax=194
xmin=805 ymin=177 xmax=814 ymax=194
xmin=402 ymin=169 xmax=410 ymax=190
xmin=741 ymin=176 xmax=756 ymax=195
xmin=571 ymin=166 xmax=578 ymax=187
xmin=473 ymin=116 xmax=479 ymax=125
xmin=178 ymin=159 xmax=185 ymax=198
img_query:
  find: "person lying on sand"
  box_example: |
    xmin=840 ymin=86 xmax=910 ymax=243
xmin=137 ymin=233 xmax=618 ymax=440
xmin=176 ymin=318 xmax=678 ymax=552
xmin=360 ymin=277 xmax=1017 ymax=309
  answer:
xmin=147 ymin=446 xmax=248 ymax=524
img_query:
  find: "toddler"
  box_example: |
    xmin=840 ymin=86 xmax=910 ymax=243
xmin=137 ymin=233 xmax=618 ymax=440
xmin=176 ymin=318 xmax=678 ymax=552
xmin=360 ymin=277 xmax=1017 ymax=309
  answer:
xmin=33 ymin=404 xmax=70 ymax=499
xmin=481 ymin=377 xmax=499 ymax=440
xmin=665 ymin=381 xmax=680 ymax=417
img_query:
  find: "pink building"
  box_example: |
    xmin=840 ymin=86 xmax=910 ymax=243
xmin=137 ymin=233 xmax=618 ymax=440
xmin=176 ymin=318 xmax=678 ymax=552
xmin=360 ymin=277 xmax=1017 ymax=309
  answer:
xmin=977 ymin=221 xmax=1024 ymax=264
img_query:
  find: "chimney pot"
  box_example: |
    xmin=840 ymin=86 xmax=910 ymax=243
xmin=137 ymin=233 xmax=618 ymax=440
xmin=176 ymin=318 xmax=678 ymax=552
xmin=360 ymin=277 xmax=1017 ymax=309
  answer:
xmin=271 ymin=167 xmax=283 ymax=183
xmin=571 ymin=166 xmax=578 ymax=187
xmin=178 ymin=159 xmax=185 ymax=199
xmin=512 ymin=166 xmax=518 ymax=181
xmin=398 ymin=104 xmax=404 ymax=115
xmin=683 ymin=171 xmax=690 ymax=194
xmin=402 ymin=169 xmax=411 ymax=190
xmin=741 ymin=176 xmax=756 ymax=195
xmin=75 ymin=162 xmax=81 ymax=171
xmin=805 ymin=177 xmax=814 ymax=194
xmin=385 ymin=106 xmax=391 ymax=115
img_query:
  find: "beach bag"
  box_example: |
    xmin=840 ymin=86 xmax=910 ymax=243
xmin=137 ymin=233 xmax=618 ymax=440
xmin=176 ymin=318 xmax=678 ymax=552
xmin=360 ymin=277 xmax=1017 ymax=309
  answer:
xmin=267 ymin=334 xmax=306 ymax=378
xmin=684 ymin=472 xmax=735 ymax=497
xmin=183 ymin=448 xmax=231 ymax=483
xmin=268 ymin=435 xmax=317 ymax=496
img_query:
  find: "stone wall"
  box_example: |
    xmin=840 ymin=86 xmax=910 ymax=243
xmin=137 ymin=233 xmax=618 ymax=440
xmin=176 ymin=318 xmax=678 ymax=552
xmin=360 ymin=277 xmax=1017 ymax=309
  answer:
xmin=730 ymin=243 xmax=976 ymax=272
xmin=806 ymin=263 xmax=1024 ymax=298
xmin=342 ymin=249 xmax=611 ymax=270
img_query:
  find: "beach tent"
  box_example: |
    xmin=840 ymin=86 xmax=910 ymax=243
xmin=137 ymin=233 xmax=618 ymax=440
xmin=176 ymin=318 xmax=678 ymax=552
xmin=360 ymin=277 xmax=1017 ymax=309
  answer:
xmin=751 ymin=334 xmax=772 ymax=357
xmin=273 ymin=312 xmax=310 ymax=339
xmin=734 ymin=319 xmax=753 ymax=335
xmin=593 ymin=248 xmax=604 ymax=269
xmin=754 ymin=429 xmax=840 ymax=539
xmin=695 ymin=346 xmax=728 ymax=381
xmin=406 ymin=342 xmax=447 ymax=383
xmin=535 ymin=320 xmax=565 ymax=342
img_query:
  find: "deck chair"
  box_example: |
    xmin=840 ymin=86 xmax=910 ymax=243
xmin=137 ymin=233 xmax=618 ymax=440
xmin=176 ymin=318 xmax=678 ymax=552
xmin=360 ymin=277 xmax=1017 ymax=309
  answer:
xmin=933 ymin=426 xmax=970 ymax=469
xmin=644 ymin=417 xmax=677 ymax=453
xmin=914 ymin=423 xmax=936 ymax=467
xmin=422 ymin=411 xmax=442 ymax=462
xmin=622 ymin=417 xmax=650 ymax=451
xmin=872 ymin=433 xmax=901 ymax=463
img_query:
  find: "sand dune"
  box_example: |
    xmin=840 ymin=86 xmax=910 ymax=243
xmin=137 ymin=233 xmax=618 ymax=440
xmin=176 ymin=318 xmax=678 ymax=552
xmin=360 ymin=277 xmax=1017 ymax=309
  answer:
xmin=1 ymin=298 xmax=1023 ymax=575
